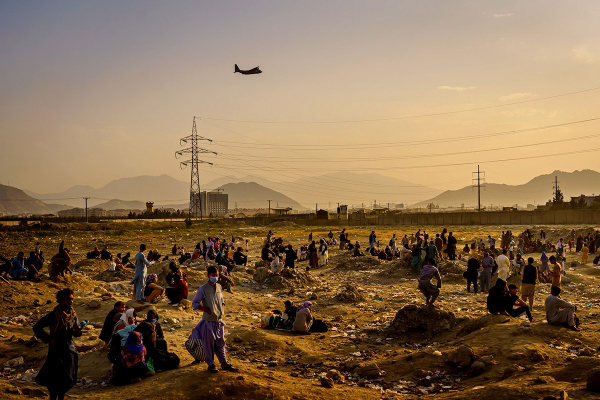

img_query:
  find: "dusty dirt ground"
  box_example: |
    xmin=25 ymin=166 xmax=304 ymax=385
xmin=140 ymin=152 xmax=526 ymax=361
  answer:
xmin=1 ymin=221 xmax=600 ymax=399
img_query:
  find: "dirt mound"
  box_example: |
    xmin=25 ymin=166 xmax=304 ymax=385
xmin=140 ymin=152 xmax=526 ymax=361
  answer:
xmin=389 ymin=304 xmax=458 ymax=338
xmin=262 ymin=269 xmax=316 ymax=289
xmin=334 ymin=284 xmax=366 ymax=303
xmin=72 ymin=259 xmax=112 ymax=274
xmin=438 ymin=260 xmax=467 ymax=281
xmin=93 ymin=269 xmax=133 ymax=282
xmin=457 ymin=314 xmax=513 ymax=337
xmin=334 ymin=255 xmax=381 ymax=270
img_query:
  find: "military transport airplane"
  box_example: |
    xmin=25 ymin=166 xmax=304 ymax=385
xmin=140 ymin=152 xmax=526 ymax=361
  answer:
xmin=234 ymin=64 xmax=262 ymax=75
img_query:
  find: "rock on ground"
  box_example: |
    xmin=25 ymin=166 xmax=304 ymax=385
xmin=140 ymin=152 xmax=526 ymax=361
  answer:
xmin=447 ymin=345 xmax=475 ymax=367
xmin=390 ymin=304 xmax=458 ymax=338
xmin=334 ymin=284 xmax=366 ymax=303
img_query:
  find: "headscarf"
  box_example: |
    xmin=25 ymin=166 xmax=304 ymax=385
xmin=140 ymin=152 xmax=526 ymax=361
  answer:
xmin=120 ymin=308 xmax=136 ymax=327
xmin=296 ymin=301 xmax=312 ymax=313
xmin=541 ymin=252 xmax=548 ymax=262
xmin=120 ymin=331 xmax=146 ymax=368
xmin=146 ymin=273 xmax=158 ymax=285
xmin=51 ymin=304 xmax=76 ymax=335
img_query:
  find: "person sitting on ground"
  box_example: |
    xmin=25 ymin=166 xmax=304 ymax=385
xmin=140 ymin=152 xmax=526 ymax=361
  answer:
xmin=191 ymin=244 xmax=202 ymax=261
xmin=292 ymin=301 xmax=313 ymax=334
xmin=99 ymin=301 xmax=126 ymax=344
xmin=593 ymin=254 xmax=600 ymax=267
xmin=166 ymin=273 xmax=188 ymax=306
xmin=384 ymin=246 xmax=394 ymax=261
xmin=110 ymin=331 xmax=154 ymax=385
xmin=282 ymin=300 xmax=297 ymax=329
xmin=0 ymin=255 xmax=11 ymax=279
xmin=121 ymin=252 xmax=133 ymax=268
xmin=504 ymin=284 xmax=533 ymax=322
xmin=233 ymin=247 xmax=247 ymax=266
xmin=377 ymin=248 xmax=388 ymax=261
xmin=86 ymin=247 xmax=101 ymax=259
xmin=113 ymin=253 xmax=124 ymax=271
xmin=297 ymin=245 xmax=307 ymax=261
xmin=284 ymin=245 xmax=297 ymax=269
xmin=270 ymin=253 xmax=284 ymax=275
xmin=101 ymin=246 xmax=112 ymax=260
xmin=545 ymin=286 xmax=579 ymax=331
xmin=25 ymin=251 xmax=44 ymax=274
xmin=418 ymin=258 xmax=442 ymax=307
xmin=261 ymin=244 xmax=275 ymax=262
xmin=50 ymin=247 xmax=72 ymax=282
xmin=143 ymin=274 xmax=164 ymax=303
xmin=9 ymin=251 xmax=40 ymax=281
xmin=113 ymin=308 xmax=137 ymax=335
xmin=487 ymin=278 xmax=509 ymax=315
xmin=134 ymin=310 xmax=167 ymax=355
xmin=353 ymin=241 xmax=364 ymax=257
xmin=147 ymin=250 xmax=161 ymax=262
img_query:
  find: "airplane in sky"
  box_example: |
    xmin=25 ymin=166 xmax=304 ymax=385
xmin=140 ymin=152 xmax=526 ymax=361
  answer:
xmin=234 ymin=64 xmax=262 ymax=75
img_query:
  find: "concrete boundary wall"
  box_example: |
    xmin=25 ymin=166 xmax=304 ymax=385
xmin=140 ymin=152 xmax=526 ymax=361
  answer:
xmin=225 ymin=210 xmax=600 ymax=227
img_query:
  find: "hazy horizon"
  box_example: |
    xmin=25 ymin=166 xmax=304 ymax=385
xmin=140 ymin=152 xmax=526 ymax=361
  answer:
xmin=2 ymin=1 xmax=600 ymax=201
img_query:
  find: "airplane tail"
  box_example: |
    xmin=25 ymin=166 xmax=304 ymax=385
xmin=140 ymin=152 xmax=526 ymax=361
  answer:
xmin=234 ymin=64 xmax=240 ymax=73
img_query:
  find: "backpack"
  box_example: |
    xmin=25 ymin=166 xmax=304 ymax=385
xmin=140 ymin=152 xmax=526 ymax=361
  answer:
xmin=389 ymin=239 xmax=394 ymax=246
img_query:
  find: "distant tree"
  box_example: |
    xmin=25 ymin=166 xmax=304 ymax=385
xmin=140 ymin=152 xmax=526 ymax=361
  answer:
xmin=570 ymin=195 xmax=587 ymax=209
xmin=553 ymin=188 xmax=564 ymax=204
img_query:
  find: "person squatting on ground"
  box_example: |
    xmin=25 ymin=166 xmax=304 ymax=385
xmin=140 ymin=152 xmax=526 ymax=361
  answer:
xmin=191 ymin=266 xmax=238 ymax=373
xmin=33 ymin=288 xmax=82 ymax=400
xmin=418 ymin=258 xmax=442 ymax=307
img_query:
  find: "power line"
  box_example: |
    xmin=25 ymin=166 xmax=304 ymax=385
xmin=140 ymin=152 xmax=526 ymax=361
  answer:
xmin=200 ymin=85 xmax=600 ymax=124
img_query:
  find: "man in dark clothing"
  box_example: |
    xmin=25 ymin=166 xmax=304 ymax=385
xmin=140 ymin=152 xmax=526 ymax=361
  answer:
xmin=447 ymin=232 xmax=457 ymax=260
xmin=134 ymin=309 xmax=167 ymax=355
xmin=261 ymin=245 xmax=275 ymax=262
xmin=487 ymin=278 xmax=508 ymax=314
xmin=99 ymin=301 xmax=126 ymax=343
xmin=233 ymin=247 xmax=247 ymax=266
xmin=505 ymin=284 xmax=533 ymax=322
xmin=465 ymin=258 xmax=480 ymax=293
xmin=33 ymin=288 xmax=83 ymax=400
xmin=339 ymin=229 xmax=346 ymax=250
xmin=284 ymin=245 xmax=297 ymax=269
xmin=100 ymin=246 xmax=112 ymax=260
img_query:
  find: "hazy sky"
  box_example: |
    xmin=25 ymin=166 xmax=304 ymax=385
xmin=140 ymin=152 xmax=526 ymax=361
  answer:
xmin=2 ymin=1 xmax=600 ymax=203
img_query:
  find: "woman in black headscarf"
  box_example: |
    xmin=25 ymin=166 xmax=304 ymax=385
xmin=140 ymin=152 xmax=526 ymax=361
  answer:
xmin=487 ymin=278 xmax=509 ymax=315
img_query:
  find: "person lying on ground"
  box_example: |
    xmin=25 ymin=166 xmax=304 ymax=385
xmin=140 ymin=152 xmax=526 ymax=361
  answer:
xmin=418 ymin=258 xmax=442 ymax=307
xmin=143 ymin=274 xmax=164 ymax=303
xmin=545 ymin=286 xmax=580 ymax=331
xmin=99 ymin=301 xmax=126 ymax=344
xmin=504 ymin=284 xmax=533 ymax=322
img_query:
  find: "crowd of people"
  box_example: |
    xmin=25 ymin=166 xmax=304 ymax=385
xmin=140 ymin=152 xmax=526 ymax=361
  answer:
xmin=11 ymin=226 xmax=597 ymax=399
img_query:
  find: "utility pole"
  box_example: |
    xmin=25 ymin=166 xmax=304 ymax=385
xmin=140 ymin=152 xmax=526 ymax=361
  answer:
xmin=267 ymin=200 xmax=272 ymax=217
xmin=472 ymin=165 xmax=485 ymax=212
xmin=176 ymin=117 xmax=217 ymax=220
xmin=83 ymin=197 xmax=90 ymax=222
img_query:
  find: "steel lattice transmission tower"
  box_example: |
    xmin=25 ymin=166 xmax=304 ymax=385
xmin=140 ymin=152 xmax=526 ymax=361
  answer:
xmin=175 ymin=117 xmax=217 ymax=219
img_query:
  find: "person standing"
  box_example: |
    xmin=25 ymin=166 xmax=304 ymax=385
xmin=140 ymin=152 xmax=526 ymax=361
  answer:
xmin=549 ymin=256 xmax=562 ymax=287
xmin=447 ymin=232 xmax=457 ymax=260
xmin=496 ymin=249 xmax=511 ymax=281
xmin=389 ymin=234 xmax=397 ymax=257
xmin=191 ymin=266 xmax=238 ymax=373
xmin=521 ymin=257 xmax=538 ymax=310
xmin=582 ymin=244 xmax=589 ymax=264
xmin=131 ymin=244 xmax=153 ymax=302
xmin=318 ymin=239 xmax=328 ymax=266
xmin=284 ymin=245 xmax=297 ymax=269
xmin=33 ymin=289 xmax=83 ymax=400
xmin=339 ymin=229 xmax=346 ymax=250
xmin=434 ymin=234 xmax=443 ymax=260
xmin=480 ymin=252 xmax=494 ymax=293
xmin=368 ymin=231 xmax=376 ymax=251
xmin=465 ymin=257 xmax=480 ymax=293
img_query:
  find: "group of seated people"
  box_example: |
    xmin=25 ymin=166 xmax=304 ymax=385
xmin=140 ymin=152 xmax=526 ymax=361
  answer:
xmin=486 ymin=278 xmax=580 ymax=331
xmin=99 ymin=302 xmax=180 ymax=385
xmin=87 ymin=246 xmax=112 ymax=260
xmin=2 ymin=241 xmax=73 ymax=283
xmin=265 ymin=300 xmax=328 ymax=334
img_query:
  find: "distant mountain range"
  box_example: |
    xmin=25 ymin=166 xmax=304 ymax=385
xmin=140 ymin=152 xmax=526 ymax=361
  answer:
xmin=0 ymin=185 xmax=72 ymax=215
xmin=414 ymin=169 xmax=600 ymax=208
